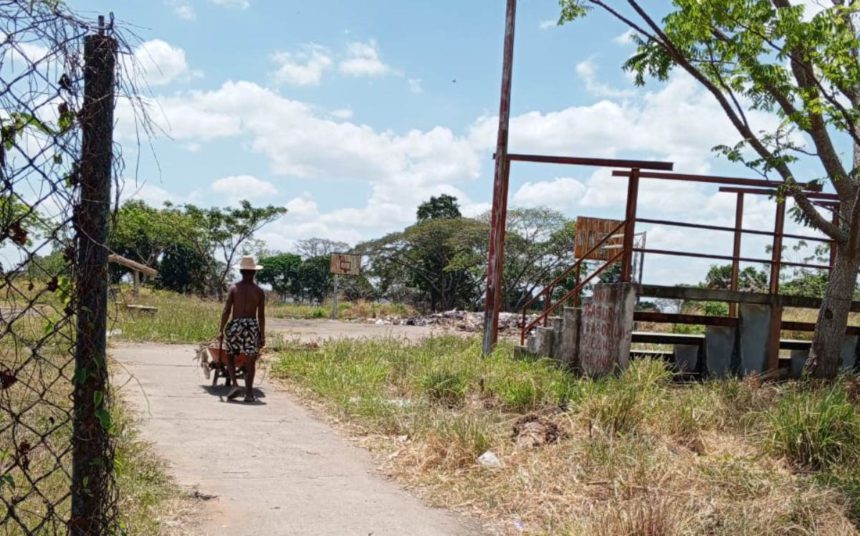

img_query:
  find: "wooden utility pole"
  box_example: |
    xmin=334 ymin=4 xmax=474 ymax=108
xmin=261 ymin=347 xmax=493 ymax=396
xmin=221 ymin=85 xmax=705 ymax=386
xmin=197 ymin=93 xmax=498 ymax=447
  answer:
xmin=71 ymin=17 xmax=116 ymax=535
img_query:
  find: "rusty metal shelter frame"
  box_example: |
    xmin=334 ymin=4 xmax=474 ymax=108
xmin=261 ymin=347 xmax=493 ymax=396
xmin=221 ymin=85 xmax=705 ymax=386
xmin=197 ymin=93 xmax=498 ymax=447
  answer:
xmin=482 ymin=0 xmax=839 ymax=359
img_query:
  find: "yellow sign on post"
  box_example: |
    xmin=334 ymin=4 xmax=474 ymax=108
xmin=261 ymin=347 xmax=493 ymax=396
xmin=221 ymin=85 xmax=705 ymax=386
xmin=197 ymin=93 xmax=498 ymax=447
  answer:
xmin=329 ymin=254 xmax=361 ymax=276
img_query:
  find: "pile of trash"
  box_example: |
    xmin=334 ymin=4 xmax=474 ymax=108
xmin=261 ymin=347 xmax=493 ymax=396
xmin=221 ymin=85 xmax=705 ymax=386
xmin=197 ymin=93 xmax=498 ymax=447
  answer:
xmin=364 ymin=310 xmax=534 ymax=332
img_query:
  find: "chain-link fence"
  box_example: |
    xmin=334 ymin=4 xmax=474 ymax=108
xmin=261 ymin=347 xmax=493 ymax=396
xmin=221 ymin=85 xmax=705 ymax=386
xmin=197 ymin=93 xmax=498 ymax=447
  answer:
xmin=0 ymin=2 xmax=123 ymax=534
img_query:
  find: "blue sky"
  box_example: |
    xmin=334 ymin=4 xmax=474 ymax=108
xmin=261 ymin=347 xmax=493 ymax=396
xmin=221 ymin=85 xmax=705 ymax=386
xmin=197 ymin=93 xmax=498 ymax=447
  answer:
xmin=60 ymin=0 xmax=834 ymax=285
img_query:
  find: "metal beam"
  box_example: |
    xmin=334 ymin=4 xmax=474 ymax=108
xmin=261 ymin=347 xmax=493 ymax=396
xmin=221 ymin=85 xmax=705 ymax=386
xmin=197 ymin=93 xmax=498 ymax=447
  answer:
xmin=507 ymin=153 xmax=674 ymax=170
xmin=613 ymin=170 xmax=823 ymax=191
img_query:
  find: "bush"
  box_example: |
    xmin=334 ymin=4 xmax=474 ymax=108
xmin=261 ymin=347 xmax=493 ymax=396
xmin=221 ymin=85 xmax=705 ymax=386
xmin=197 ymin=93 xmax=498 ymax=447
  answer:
xmin=764 ymin=385 xmax=860 ymax=470
xmin=421 ymin=369 xmax=468 ymax=407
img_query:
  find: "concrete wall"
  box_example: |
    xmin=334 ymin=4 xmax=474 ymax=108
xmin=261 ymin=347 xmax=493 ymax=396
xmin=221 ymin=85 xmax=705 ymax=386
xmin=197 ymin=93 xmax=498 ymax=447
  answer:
xmin=705 ymin=325 xmax=736 ymax=378
xmin=556 ymin=307 xmax=580 ymax=370
xmin=738 ymin=304 xmax=773 ymax=375
xmin=579 ymin=283 xmax=636 ymax=376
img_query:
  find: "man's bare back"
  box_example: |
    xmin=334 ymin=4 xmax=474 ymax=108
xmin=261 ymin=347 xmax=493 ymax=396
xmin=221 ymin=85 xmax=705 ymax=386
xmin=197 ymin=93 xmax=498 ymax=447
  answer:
xmin=218 ymin=262 xmax=266 ymax=402
xmin=228 ymin=281 xmax=265 ymax=319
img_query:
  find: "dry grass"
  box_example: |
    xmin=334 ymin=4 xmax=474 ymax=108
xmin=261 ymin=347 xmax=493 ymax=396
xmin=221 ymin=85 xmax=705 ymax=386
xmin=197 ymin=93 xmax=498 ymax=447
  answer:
xmin=0 ymin=295 xmax=190 ymax=534
xmin=273 ymin=337 xmax=860 ymax=535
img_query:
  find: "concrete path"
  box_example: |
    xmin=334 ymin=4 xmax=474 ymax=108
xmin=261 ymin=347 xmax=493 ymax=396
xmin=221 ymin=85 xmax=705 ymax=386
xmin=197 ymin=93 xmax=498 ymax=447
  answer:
xmin=111 ymin=343 xmax=480 ymax=536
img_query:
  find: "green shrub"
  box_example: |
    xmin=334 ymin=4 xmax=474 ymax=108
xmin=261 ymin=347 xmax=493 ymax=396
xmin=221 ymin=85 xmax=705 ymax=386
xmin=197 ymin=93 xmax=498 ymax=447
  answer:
xmin=764 ymin=385 xmax=860 ymax=469
xmin=421 ymin=368 xmax=468 ymax=407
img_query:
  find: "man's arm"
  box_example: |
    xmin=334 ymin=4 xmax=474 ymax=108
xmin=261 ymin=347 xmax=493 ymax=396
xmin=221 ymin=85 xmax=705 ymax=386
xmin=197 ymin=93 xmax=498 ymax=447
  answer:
xmin=218 ymin=287 xmax=234 ymax=340
xmin=257 ymin=288 xmax=266 ymax=348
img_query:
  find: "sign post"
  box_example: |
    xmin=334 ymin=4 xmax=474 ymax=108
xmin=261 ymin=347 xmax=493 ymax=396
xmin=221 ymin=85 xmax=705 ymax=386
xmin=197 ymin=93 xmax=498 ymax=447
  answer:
xmin=332 ymin=275 xmax=339 ymax=320
xmin=329 ymin=253 xmax=361 ymax=320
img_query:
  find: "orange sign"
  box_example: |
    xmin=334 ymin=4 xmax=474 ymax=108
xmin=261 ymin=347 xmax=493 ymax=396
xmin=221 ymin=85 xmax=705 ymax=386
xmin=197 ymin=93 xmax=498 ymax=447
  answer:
xmin=574 ymin=217 xmax=624 ymax=261
xmin=330 ymin=254 xmax=361 ymax=276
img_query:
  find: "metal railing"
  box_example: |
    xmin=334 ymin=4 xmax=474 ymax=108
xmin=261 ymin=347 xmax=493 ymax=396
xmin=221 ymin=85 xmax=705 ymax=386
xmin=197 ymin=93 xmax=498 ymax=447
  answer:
xmin=520 ymin=220 xmax=626 ymax=344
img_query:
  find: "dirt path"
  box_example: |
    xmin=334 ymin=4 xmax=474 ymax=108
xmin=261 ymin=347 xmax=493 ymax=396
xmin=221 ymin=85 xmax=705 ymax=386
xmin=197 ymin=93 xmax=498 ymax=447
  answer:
xmin=111 ymin=342 xmax=481 ymax=536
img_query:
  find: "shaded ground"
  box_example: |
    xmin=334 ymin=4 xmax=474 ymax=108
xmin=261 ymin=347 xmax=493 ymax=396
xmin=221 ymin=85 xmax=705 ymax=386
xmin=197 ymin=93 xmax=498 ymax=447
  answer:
xmin=111 ymin=341 xmax=481 ymax=536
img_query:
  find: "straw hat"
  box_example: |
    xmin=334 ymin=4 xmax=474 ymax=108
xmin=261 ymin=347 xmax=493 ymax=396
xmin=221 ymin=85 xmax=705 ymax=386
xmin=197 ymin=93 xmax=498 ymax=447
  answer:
xmin=235 ymin=255 xmax=263 ymax=271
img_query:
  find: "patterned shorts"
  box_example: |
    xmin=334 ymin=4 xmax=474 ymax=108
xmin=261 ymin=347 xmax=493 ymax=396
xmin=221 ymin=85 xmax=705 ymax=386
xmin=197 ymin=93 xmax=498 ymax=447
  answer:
xmin=225 ymin=318 xmax=260 ymax=358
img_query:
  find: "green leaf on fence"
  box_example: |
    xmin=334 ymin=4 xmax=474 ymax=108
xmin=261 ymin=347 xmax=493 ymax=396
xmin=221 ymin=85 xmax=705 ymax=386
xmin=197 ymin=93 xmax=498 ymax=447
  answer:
xmin=96 ymin=408 xmax=112 ymax=431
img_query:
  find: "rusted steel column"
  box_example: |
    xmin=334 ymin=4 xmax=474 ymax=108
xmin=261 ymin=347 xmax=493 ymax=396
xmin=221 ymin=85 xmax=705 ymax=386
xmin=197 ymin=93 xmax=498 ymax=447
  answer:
xmin=621 ymin=168 xmax=640 ymax=283
xmin=482 ymin=0 xmax=517 ymax=355
xmin=574 ymin=262 xmax=582 ymax=308
xmin=729 ymin=193 xmax=745 ymax=317
xmin=770 ymin=200 xmax=786 ymax=295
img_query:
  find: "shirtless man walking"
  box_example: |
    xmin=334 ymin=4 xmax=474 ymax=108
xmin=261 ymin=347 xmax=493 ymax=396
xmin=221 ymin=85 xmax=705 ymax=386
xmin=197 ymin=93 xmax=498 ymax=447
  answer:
xmin=218 ymin=255 xmax=266 ymax=403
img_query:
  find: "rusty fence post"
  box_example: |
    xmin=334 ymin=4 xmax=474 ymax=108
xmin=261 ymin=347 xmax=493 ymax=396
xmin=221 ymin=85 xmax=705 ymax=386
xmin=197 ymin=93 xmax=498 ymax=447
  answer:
xmin=621 ymin=168 xmax=640 ymax=283
xmin=770 ymin=199 xmax=786 ymax=295
xmin=482 ymin=0 xmax=517 ymax=356
xmin=71 ymin=22 xmax=117 ymax=535
xmin=729 ymin=193 xmax=744 ymax=317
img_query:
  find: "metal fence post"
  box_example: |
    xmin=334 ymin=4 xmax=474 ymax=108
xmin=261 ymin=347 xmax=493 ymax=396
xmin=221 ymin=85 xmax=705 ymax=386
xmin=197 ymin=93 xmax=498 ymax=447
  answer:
xmin=770 ymin=199 xmax=786 ymax=295
xmin=71 ymin=21 xmax=116 ymax=535
xmin=482 ymin=0 xmax=517 ymax=355
xmin=729 ymin=193 xmax=744 ymax=317
xmin=621 ymin=168 xmax=640 ymax=282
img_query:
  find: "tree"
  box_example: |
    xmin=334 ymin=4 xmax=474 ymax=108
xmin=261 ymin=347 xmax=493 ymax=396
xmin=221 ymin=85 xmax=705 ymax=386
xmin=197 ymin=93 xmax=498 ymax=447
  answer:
xmin=258 ymin=253 xmax=302 ymax=300
xmin=295 ymin=238 xmax=349 ymax=259
xmin=109 ymin=200 xmax=193 ymax=284
xmin=416 ymin=194 xmax=462 ymax=222
xmin=561 ymin=1 xmax=860 ymax=377
xmin=298 ymin=256 xmax=331 ymax=303
xmin=703 ymin=264 xmax=769 ymax=292
xmin=360 ymin=217 xmax=486 ymax=311
xmin=156 ymin=243 xmax=210 ymax=295
xmin=182 ymin=200 xmax=286 ymax=298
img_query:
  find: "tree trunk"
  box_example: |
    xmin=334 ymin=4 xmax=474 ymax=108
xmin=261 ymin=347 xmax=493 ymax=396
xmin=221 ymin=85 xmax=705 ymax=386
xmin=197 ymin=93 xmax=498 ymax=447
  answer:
xmin=807 ymin=244 xmax=860 ymax=378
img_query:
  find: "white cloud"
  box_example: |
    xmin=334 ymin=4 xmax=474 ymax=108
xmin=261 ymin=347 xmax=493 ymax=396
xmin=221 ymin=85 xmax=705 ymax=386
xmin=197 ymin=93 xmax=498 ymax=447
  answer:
xmin=284 ymin=196 xmax=318 ymax=217
xmin=330 ymin=108 xmax=354 ymax=120
xmin=575 ymin=58 xmax=635 ymax=98
xmin=130 ymin=39 xmax=194 ymax=86
xmin=210 ymin=0 xmax=250 ymax=8
xmin=271 ymin=45 xmax=333 ymax=86
xmin=119 ymin=63 xmax=807 ymax=286
xmin=339 ymin=40 xmax=392 ymax=77
xmin=539 ymin=19 xmax=557 ymax=30
xmin=513 ymin=178 xmax=587 ymax=210
xmin=165 ymin=0 xmax=196 ymax=20
xmin=408 ymin=78 xmax=423 ymax=94
xmin=1 ymin=32 xmax=50 ymax=65
xmin=211 ymin=175 xmax=278 ymax=200
xmin=469 ymin=74 xmax=783 ymax=171
xmin=614 ymin=29 xmax=636 ymax=45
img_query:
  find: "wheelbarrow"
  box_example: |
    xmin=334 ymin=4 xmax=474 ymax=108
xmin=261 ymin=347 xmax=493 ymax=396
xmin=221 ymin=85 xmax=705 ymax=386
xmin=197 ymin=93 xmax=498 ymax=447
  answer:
xmin=199 ymin=342 xmax=253 ymax=386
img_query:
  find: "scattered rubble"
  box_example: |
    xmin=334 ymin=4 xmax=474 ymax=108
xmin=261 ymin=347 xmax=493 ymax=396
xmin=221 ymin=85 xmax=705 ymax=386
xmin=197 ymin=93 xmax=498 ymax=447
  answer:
xmin=512 ymin=414 xmax=564 ymax=449
xmin=477 ymin=450 xmax=503 ymax=468
xmin=363 ymin=310 xmax=536 ymax=333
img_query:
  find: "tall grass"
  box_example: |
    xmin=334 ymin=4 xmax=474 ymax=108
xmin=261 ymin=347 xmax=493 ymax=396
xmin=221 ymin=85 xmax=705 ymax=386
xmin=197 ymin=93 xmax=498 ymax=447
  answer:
xmin=764 ymin=384 xmax=860 ymax=469
xmin=111 ymin=290 xmax=220 ymax=343
xmin=272 ymin=336 xmax=860 ymax=535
